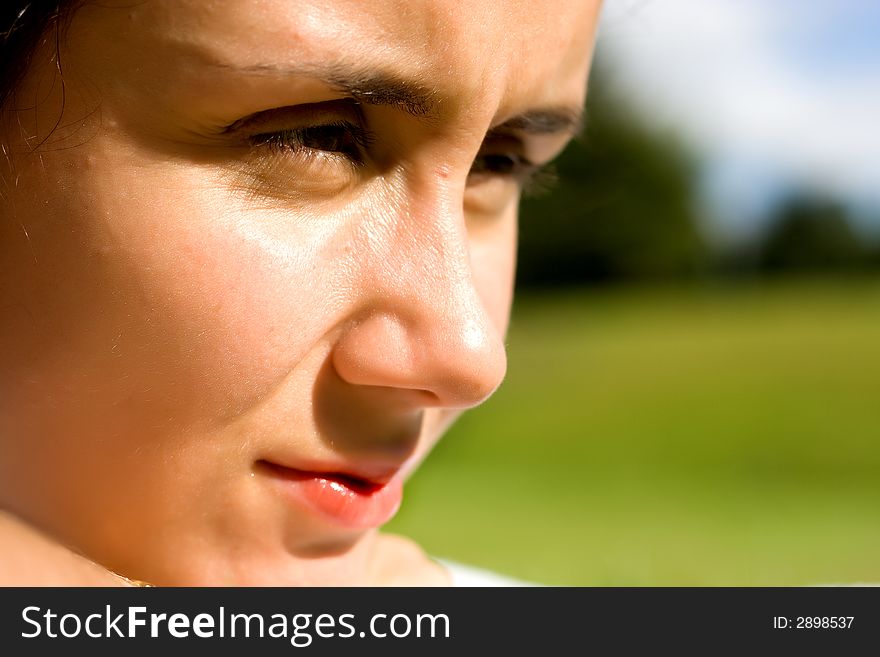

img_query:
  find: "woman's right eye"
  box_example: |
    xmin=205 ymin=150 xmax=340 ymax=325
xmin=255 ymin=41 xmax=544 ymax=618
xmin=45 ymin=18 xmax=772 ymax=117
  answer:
xmin=249 ymin=121 xmax=374 ymax=166
xmin=224 ymin=118 xmax=375 ymax=203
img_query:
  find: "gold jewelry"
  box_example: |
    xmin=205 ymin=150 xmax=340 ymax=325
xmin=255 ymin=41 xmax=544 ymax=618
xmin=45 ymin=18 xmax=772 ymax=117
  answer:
xmin=113 ymin=571 xmax=154 ymax=587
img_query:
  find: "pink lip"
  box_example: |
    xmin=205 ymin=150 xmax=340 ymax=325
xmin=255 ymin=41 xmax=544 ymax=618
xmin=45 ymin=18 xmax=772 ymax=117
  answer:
xmin=258 ymin=460 xmax=403 ymax=529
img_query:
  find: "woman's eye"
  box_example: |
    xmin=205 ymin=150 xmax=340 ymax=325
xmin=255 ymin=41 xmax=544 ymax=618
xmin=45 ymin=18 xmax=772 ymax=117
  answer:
xmin=227 ymin=119 xmax=374 ymax=203
xmin=469 ymin=151 xmax=555 ymax=190
xmin=249 ymin=121 xmax=373 ymax=164
xmin=468 ymin=151 xmax=559 ymax=200
xmin=471 ymin=153 xmax=525 ymax=177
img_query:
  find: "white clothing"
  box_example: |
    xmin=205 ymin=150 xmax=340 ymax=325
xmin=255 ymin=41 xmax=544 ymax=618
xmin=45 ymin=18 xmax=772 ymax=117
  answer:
xmin=437 ymin=559 xmax=536 ymax=587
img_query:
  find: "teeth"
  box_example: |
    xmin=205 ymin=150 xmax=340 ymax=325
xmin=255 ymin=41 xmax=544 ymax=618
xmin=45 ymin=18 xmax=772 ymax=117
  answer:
xmin=327 ymin=480 xmax=348 ymax=494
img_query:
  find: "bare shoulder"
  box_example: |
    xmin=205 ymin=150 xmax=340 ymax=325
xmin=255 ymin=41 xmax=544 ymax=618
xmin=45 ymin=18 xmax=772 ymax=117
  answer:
xmin=368 ymin=533 xmax=452 ymax=587
xmin=0 ymin=510 xmax=127 ymax=586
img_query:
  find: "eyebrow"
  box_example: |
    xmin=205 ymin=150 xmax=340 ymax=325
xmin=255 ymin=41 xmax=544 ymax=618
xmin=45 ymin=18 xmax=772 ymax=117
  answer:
xmin=212 ymin=61 xmax=584 ymax=136
xmin=494 ymin=109 xmax=585 ymax=137
xmin=214 ymin=61 xmax=438 ymax=118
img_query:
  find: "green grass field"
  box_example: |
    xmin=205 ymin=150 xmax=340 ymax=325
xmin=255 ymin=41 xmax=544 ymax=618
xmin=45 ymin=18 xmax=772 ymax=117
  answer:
xmin=385 ymin=278 xmax=880 ymax=585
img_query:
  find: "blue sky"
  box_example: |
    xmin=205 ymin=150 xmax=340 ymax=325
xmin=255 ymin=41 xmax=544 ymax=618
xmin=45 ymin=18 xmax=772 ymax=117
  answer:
xmin=597 ymin=0 xmax=880 ymax=243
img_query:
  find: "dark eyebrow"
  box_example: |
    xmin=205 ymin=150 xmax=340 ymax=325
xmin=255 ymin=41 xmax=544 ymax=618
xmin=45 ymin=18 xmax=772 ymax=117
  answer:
xmin=327 ymin=71 xmax=438 ymax=120
xmin=211 ymin=62 xmax=439 ymax=120
xmin=494 ymin=109 xmax=585 ymax=137
xmin=212 ymin=61 xmax=583 ymax=135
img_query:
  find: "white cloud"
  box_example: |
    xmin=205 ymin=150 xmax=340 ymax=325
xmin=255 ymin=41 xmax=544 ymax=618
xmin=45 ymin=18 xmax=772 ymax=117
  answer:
xmin=596 ymin=0 xmax=880 ymax=237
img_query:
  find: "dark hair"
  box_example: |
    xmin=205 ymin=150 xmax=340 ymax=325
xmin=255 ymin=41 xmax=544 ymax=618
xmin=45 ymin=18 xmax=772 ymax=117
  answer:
xmin=0 ymin=1 xmax=70 ymax=110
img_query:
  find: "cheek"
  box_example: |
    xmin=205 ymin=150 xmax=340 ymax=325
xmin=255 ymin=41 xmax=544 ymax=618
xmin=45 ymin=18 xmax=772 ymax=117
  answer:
xmin=84 ymin=170 xmax=360 ymax=429
xmin=1 ymin=146 xmax=357 ymax=440
xmin=468 ymin=206 xmax=518 ymax=338
xmin=0 ymin=145 xmax=365 ymax=550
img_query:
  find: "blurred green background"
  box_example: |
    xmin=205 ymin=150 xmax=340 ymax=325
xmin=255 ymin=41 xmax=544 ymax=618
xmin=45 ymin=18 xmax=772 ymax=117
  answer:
xmin=387 ymin=281 xmax=880 ymax=585
xmin=386 ymin=14 xmax=880 ymax=585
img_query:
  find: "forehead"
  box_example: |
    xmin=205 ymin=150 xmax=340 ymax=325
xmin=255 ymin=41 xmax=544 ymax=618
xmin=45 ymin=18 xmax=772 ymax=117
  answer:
xmin=97 ymin=0 xmax=600 ymax=122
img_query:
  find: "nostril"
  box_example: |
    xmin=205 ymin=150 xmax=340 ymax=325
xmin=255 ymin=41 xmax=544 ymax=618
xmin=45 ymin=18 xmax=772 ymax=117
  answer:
xmin=330 ymin=304 xmax=507 ymax=409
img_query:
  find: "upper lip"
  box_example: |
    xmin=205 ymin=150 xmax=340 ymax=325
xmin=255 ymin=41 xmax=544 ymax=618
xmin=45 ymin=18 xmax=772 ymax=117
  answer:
xmin=256 ymin=458 xmax=403 ymax=488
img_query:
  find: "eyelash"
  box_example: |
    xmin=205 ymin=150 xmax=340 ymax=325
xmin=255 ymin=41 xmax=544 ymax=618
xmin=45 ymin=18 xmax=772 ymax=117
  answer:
xmin=248 ymin=121 xmax=554 ymax=192
xmin=249 ymin=121 xmax=375 ymax=167
xmin=469 ymin=153 xmax=551 ymax=193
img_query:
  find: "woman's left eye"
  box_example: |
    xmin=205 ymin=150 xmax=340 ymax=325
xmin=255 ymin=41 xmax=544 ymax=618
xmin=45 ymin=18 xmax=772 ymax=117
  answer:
xmin=469 ymin=151 xmax=541 ymax=181
xmin=467 ymin=150 xmax=560 ymax=201
xmin=470 ymin=151 xmax=557 ymax=195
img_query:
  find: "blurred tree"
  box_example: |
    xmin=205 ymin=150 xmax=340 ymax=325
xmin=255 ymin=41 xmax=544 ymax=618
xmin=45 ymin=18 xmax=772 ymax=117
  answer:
xmin=758 ymin=196 xmax=866 ymax=273
xmin=516 ymin=60 xmax=709 ymax=287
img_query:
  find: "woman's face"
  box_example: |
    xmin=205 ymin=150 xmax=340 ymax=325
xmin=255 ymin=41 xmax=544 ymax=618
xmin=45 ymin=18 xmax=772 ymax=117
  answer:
xmin=0 ymin=0 xmax=599 ymax=584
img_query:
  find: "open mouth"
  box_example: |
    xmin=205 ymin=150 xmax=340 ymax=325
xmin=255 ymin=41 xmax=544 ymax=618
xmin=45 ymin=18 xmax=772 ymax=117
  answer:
xmin=257 ymin=460 xmax=384 ymax=494
xmin=255 ymin=459 xmax=404 ymax=529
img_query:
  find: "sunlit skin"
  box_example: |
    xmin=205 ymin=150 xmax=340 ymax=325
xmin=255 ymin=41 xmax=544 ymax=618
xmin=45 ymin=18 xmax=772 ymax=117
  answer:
xmin=0 ymin=0 xmax=600 ymax=585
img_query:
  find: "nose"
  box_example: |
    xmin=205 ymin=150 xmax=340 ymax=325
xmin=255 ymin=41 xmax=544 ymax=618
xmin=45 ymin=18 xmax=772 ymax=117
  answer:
xmin=330 ymin=190 xmax=508 ymax=410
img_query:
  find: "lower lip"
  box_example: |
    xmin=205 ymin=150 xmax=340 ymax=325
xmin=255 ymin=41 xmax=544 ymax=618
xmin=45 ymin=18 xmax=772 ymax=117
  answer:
xmin=259 ymin=462 xmax=403 ymax=529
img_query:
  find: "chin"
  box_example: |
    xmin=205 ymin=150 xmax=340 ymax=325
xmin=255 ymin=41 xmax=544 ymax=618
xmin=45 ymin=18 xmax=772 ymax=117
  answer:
xmin=128 ymin=526 xmax=378 ymax=587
